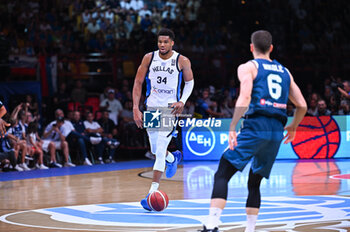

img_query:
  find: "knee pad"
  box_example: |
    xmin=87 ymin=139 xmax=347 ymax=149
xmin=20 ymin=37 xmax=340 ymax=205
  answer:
xmin=211 ymin=157 xmax=238 ymax=199
xmin=246 ymin=169 xmax=263 ymax=208
xmin=152 ymin=138 xmax=168 ymax=172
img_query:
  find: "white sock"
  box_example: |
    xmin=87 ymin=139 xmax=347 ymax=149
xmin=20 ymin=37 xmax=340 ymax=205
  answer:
xmin=165 ymin=151 xmax=175 ymax=163
xmin=244 ymin=214 xmax=258 ymax=232
xmin=149 ymin=182 xmax=159 ymax=193
xmin=206 ymin=207 xmax=222 ymax=229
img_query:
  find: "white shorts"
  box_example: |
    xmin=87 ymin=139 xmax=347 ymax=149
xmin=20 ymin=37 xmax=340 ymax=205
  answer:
xmin=146 ymin=106 xmax=176 ymax=154
xmin=42 ymin=140 xmax=62 ymax=152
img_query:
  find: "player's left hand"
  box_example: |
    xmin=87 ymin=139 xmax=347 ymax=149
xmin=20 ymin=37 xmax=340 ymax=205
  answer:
xmin=228 ymin=130 xmax=237 ymax=150
xmin=170 ymin=101 xmax=184 ymax=115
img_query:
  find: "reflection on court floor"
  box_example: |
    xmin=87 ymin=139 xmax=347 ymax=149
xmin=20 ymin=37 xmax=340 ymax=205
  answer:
xmin=1 ymin=195 xmax=349 ymax=231
xmin=1 ymin=159 xmax=349 ymax=231
xmin=183 ymin=159 xmax=350 ymax=199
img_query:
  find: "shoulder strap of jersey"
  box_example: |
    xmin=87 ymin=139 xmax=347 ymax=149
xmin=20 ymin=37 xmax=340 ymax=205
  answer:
xmin=176 ymin=53 xmax=181 ymax=72
xmin=146 ymin=52 xmax=155 ymax=72
xmin=250 ymin=59 xmax=259 ymax=69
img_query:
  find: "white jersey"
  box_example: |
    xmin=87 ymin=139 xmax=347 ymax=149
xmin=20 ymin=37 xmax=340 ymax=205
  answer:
xmin=145 ymin=50 xmax=182 ymax=107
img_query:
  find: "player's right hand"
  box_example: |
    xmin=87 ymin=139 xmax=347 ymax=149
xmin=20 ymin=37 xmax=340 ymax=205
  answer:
xmin=283 ymin=124 xmax=297 ymax=144
xmin=0 ymin=118 xmax=10 ymax=138
xmin=228 ymin=130 xmax=237 ymax=150
xmin=133 ymin=108 xmax=143 ymax=128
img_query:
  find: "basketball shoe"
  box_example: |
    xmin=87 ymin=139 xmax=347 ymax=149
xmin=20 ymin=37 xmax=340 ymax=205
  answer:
xmin=140 ymin=193 xmax=152 ymax=211
xmin=198 ymin=226 xmax=219 ymax=232
xmin=165 ymin=150 xmax=182 ymax=178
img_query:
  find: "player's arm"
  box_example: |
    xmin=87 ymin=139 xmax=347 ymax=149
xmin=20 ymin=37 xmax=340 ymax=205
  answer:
xmin=338 ymin=87 xmax=350 ymax=99
xmin=171 ymin=55 xmax=194 ymax=115
xmin=0 ymin=104 xmax=6 ymax=118
xmin=228 ymin=62 xmax=254 ymax=150
xmin=284 ymin=72 xmax=307 ymax=144
xmin=132 ymin=53 xmax=152 ymax=128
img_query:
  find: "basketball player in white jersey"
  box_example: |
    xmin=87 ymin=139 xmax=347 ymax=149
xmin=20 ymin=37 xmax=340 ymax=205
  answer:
xmin=133 ymin=28 xmax=194 ymax=211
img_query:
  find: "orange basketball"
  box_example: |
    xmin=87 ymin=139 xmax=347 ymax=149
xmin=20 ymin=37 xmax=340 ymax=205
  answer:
xmin=147 ymin=190 xmax=169 ymax=212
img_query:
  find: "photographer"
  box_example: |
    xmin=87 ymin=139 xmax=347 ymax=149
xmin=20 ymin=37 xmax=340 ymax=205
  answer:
xmin=338 ymin=80 xmax=350 ymax=102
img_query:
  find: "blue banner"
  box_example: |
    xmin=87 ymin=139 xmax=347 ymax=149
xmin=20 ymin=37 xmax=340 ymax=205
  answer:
xmin=182 ymin=116 xmax=350 ymax=160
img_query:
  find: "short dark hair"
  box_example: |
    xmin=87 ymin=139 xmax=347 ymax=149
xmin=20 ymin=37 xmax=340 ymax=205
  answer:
xmin=251 ymin=30 xmax=272 ymax=54
xmin=157 ymin=28 xmax=175 ymax=41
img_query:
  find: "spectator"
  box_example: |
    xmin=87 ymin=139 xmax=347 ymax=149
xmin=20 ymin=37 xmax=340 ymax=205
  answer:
xmin=338 ymin=80 xmax=350 ymax=102
xmin=338 ymin=100 xmax=350 ymax=115
xmin=42 ymin=116 xmax=75 ymax=167
xmin=150 ymin=7 xmax=161 ymax=25
xmin=105 ymin=8 xmax=115 ymax=24
xmin=141 ymin=14 xmax=152 ymax=31
xmin=120 ymin=0 xmax=131 ymax=10
xmin=100 ymin=89 xmax=123 ymax=125
xmin=71 ymin=80 xmax=87 ymax=104
xmin=70 ymin=110 xmax=93 ymax=165
xmin=25 ymin=94 xmax=39 ymax=117
xmin=196 ymin=90 xmax=224 ymax=118
xmin=7 ymin=104 xmax=30 ymax=170
xmin=316 ymin=99 xmax=331 ymax=116
xmin=86 ymin=18 xmax=101 ymax=35
xmin=162 ymin=6 xmax=176 ymax=19
xmin=84 ymin=112 xmax=119 ymax=163
xmin=130 ymin=0 xmax=144 ymax=11
xmin=0 ymin=137 xmax=23 ymax=171
xmin=307 ymin=99 xmax=318 ymax=116
xmin=98 ymin=110 xmax=117 ymax=138
xmin=124 ymin=15 xmax=134 ymax=39
xmin=26 ymin=122 xmax=49 ymax=169
xmin=218 ymin=99 xmax=234 ymax=118
xmin=138 ymin=4 xmax=152 ymax=19
xmin=53 ymin=109 xmax=92 ymax=166
xmin=82 ymin=9 xmax=91 ymax=25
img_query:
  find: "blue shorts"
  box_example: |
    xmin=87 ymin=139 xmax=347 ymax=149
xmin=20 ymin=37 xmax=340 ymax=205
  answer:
xmin=223 ymin=115 xmax=284 ymax=178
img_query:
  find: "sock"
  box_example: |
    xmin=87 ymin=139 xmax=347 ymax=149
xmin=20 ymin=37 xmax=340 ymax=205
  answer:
xmin=149 ymin=182 xmax=159 ymax=193
xmin=206 ymin=207 xmax=222 ymax=229
xmin=166 ymin=151 xmax=175 ymax=163
xmin=244 ymin=214 xmax=258 ymax=232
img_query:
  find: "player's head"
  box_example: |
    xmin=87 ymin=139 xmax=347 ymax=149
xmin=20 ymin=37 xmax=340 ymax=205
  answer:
xmin=86 ymin=112 xmax=94 ymax=122
xmin=250 ymin=30 xmax=273 ymax=55
xmin=157 ymin=28 xmax=175 ymax=55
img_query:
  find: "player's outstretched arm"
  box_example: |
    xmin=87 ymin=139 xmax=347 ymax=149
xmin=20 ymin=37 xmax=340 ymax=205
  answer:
xmin=132 ymin=53 xmax=152 ymax=128
xmin=284 ymin=73 xmax=307 ymax=144
xmin=229 ymin=62 xmax=254 ymax=150
xmin=171 ymin=55 xmax=194 ymax=115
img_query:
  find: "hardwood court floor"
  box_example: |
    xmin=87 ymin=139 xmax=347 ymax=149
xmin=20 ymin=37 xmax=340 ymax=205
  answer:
xmin=0 ymin=159 xmax=349 ymax=232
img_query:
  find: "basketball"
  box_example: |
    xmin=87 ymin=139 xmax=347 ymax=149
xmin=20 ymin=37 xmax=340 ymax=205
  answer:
xmin=291 ymin=116 xmax=340 ymax=159
xmin=147 ymin=190 xmax=169 ymax=212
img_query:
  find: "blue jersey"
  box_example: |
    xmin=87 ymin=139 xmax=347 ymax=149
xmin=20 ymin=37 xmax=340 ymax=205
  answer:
xmin=245 ymin=59 xmax=290 ymax=125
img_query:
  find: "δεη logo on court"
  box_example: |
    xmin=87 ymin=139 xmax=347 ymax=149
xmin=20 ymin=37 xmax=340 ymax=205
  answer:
xmin=143 ymin=109 xmax=162 ymax=128
xmin=185 ymin=126 xmax=216 ymax=156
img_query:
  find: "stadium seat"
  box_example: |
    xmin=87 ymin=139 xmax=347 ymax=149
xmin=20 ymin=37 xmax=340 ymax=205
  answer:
xmin=85 ymin=97 xmax=100 ymax=115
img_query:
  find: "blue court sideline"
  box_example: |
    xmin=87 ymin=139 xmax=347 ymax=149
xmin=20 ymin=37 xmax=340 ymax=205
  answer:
xmin=0 ymin=160 xmax=155 ymax=182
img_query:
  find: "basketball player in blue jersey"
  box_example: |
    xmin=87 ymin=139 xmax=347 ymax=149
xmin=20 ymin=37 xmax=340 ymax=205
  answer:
xmin=132 ymin=28 xmax=194 ymax=211
xmin=200 ymin=30 xmax=307 ymax=232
